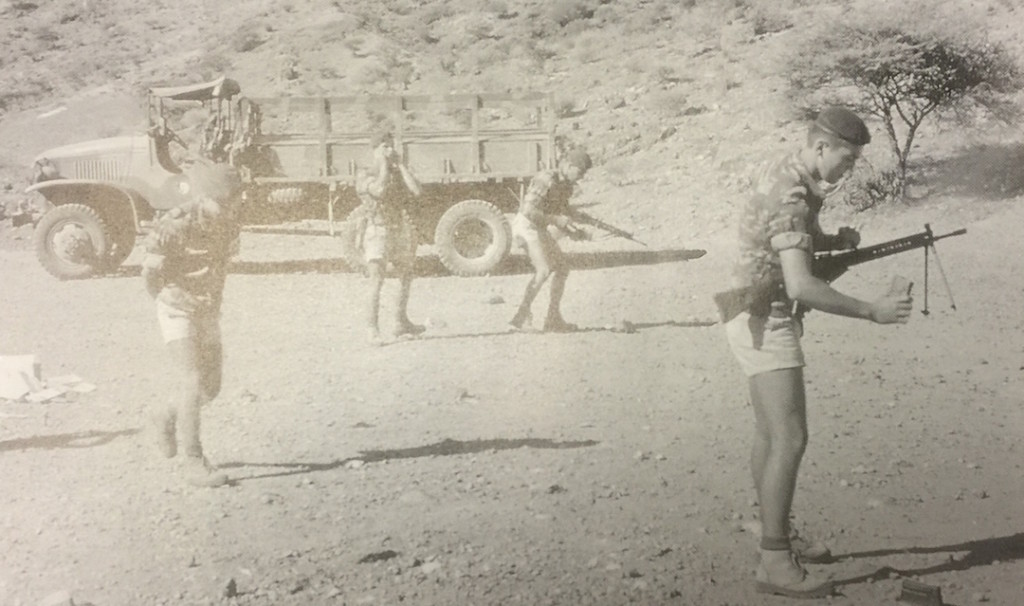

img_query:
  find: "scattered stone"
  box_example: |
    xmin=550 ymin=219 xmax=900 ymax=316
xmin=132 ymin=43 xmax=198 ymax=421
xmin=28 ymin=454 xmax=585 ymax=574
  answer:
xmin=547 ymin=484 xmax=566 ymax=494
xmin=486 ymin=294 xmax=504 ymax=304
xmin=345 ymin=459 xmax=365 ymax=469
xmin=358 ymin=550 xmax=399 ymax=564
xmin=420 ymin=561 xmax=442 ymax=574
xmin=972 ymin=592 xmax=990 ymax=602
xmin=38 ymin=590 xmax=74 ymax=606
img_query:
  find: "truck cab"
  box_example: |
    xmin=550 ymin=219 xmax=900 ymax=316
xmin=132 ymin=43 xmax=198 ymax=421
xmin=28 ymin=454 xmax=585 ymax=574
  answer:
xmin=26 ymin=76 xmax=240 ymax=279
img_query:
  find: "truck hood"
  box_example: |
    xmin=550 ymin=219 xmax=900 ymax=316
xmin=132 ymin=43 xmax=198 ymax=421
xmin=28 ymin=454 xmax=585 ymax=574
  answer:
xmin=34 ymin=135 xmax=143 ymax=162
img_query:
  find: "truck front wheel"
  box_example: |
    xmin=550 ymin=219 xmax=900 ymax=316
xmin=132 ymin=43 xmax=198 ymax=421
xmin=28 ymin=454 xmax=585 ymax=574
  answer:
xmin=33 ymin=204 xmax=111 ymax=279
xmin=433 ymin=200 xmax=511 ymax=277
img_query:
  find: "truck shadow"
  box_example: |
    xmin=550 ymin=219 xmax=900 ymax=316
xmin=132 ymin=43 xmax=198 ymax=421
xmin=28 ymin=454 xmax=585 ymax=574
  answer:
xmin=220 ymin=436 xmax=599 ymax=483
xmin=227 ymin=247 xmax=707 ymax=277
xmin=109 ymin=247 xmax=706 ymax=278
xmin=832 ymin=532 xmax=1024 ymax=590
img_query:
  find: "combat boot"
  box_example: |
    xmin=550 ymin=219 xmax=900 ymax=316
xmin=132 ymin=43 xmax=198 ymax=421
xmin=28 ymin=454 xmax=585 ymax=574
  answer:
xmin=181 ymin=455 xmax=228 ymax=488
xmin=755 ymin=549 xmax=834 ymax=599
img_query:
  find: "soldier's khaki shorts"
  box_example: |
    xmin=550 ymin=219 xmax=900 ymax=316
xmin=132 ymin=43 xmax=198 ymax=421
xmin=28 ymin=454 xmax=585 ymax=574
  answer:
xmin=156 ymin=299 xmax=221 ymax=344
xmin=724 ymin=307 xmax=805 ymax=377
xmin=363 ymin=222 xmax=416 ymax=268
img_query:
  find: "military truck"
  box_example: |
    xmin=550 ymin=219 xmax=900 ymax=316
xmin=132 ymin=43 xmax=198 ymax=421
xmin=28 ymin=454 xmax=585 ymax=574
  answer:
xmin=25 ymin=76 xmax=563 ymax=279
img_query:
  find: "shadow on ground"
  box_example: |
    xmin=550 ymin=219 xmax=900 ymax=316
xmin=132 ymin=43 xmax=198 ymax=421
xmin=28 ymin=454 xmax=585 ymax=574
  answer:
xmin=221 ymin=437 xmax=600 ymax=483
xmin=98 ymin=247 xmax=707 ymax=280
xmin=399 ymin=318 xmax=718 ymax=345
xmin=833 ymin=532 xmax=1024 ymax=591
xmin=914 ymin=142 xmax=1024 ymax=201
xmin=225 ymin=247 xmax=707 ymax=277
xmin=0 ymin=428 xmax=137 ymax=452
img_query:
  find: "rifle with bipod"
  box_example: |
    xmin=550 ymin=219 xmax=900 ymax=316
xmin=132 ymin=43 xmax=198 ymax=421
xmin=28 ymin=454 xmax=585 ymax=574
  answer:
xmin=797 ymin=223 xmax=966 ymax=319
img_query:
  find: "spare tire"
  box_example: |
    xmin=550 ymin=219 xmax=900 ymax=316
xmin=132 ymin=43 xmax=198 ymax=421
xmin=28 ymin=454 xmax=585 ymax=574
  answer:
xmin=338 ymin=205 xmax=370 ymax=273
xmin=433 ymin=199 xmax=511 ymax=277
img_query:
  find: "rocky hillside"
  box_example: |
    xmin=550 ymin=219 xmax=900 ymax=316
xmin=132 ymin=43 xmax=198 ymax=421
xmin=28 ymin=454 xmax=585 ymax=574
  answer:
xmin=2 ymin=0 xmax=1022 ymax=248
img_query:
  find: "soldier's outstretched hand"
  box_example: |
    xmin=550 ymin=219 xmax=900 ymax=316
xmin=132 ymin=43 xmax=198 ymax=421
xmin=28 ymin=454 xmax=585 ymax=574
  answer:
xmin=870 ymin=278 xmax=913 ymax=324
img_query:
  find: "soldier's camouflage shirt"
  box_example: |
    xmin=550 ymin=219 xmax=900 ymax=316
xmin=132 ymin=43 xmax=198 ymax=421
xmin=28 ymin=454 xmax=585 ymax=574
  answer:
xmin=356 ymin=164 xmax=411 ymax=227
xmin=142 ymin=196 xmax=238 ymax=313
xmin=730 ymin=152 xmax=837 ymax=296
xmin=517 ymin=169 xmax=572 ymax=227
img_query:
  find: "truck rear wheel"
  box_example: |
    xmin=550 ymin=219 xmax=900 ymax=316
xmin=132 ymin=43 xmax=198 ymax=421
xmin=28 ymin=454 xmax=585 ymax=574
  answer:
xmin=33 ymin=204 xmax=112 ymax=279
xmin=339 ymin=206 xmax=369 ymax=273
xmin=434 ymin=199 xmax=511 ymax=277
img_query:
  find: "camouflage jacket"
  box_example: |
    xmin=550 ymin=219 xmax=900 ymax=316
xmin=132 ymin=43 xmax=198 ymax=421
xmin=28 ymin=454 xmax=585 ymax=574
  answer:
xmin=141 ymin=196 xmax=238 ymax=313
xmin=729 ymin=152 xmax=839 ymax=297
xmin=355 ymin=163 xmax=412 ymax=227
xmin=517 ymin=169 xmax=572 ymax=227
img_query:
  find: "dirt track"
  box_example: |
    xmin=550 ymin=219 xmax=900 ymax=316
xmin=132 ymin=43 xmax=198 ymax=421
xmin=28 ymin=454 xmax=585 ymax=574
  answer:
xmin=1 ymin=197 xmax=1023 ymax=606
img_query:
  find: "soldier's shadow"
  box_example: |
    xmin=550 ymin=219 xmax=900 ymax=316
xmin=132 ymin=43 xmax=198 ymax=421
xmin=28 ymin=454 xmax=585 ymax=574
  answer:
xmin=402 ymin=318 xmax=718 ymax=345
xmin=220 ymin=436 xmax=599 ymax=483
xmin=832 ymin=532 xmax=1024 ymax=589
xmin=0 ymin=429 xmax=137 ymax=452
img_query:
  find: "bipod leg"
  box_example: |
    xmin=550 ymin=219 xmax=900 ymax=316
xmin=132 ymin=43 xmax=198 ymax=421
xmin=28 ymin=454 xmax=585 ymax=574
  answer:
xmin=922 ymin=244 xmax=930 ymax=315
xmin=928 ymin=243 xmax=957 ymax=311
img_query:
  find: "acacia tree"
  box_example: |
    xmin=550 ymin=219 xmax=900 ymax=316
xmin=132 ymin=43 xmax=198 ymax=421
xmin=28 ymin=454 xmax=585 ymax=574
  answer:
xmin=787 ymin=5 xmax=1021 ymax=192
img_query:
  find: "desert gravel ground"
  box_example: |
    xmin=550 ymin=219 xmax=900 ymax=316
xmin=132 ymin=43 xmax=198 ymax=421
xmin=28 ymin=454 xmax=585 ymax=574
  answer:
xmin=1 ymin=195 xmax=1022 ymax=606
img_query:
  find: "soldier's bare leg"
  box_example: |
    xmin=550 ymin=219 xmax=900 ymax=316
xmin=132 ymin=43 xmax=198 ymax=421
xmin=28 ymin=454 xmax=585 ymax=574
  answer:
xmin=168 ymin=334 xmax=227 ymax=488
xmin=510 ymin=234 xmax=552 ymax=330
xmin=542 ymin=238 xmax=575 ymax=332
xmin=394 ymin=269 xmax=425 ymax=337
xmin=198 ymin=337 xmax=222 ymax=403
xmin=366 ymin=259 xmax=385 ymax=344
xmin=749 ymin=367 xmax=831 ymax=596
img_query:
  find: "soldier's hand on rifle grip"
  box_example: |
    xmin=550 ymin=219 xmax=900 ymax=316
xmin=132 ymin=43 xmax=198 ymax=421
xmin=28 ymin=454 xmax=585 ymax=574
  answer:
xmin=870 ymin=276 xmax=914 ymax=324
xmin=551 ymin=214 xmax=571 ymax=229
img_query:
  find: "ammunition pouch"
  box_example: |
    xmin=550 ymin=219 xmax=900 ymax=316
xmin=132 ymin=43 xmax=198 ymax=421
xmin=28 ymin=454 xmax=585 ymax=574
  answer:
xmin=713 ymin=282 xmax=786 ymax=323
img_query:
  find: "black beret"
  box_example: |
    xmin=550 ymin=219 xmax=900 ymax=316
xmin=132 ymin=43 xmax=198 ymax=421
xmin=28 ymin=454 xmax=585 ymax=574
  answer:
xmin=814 ymin=106 xmax=871 ymax=146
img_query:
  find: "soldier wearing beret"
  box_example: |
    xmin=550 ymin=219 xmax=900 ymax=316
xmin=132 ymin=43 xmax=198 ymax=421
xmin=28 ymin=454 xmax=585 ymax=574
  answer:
xmin=142 ymin=161 xmax=242 ymax=488
xmin=509 ymin=148 xmax=591 ymax=333
xmin=716 ymin=107 xmax=913 ymax=598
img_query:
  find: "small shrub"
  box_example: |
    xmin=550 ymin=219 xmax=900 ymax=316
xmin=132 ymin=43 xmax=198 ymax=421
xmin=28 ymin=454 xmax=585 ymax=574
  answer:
xmin=831 ymin=161 xmax=903 ymax=212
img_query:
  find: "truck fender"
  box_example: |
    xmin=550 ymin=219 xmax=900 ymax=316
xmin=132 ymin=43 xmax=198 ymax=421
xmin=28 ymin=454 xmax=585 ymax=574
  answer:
xmin=27 ymin=179 xmax=144 ymax=231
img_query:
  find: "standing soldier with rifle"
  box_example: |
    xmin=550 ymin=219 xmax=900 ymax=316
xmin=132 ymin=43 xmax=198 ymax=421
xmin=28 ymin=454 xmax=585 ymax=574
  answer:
xmin=714 ymin=107 xmax=913 ymax=599
xmin=509 ymin=148 xmax=592 ymax=333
